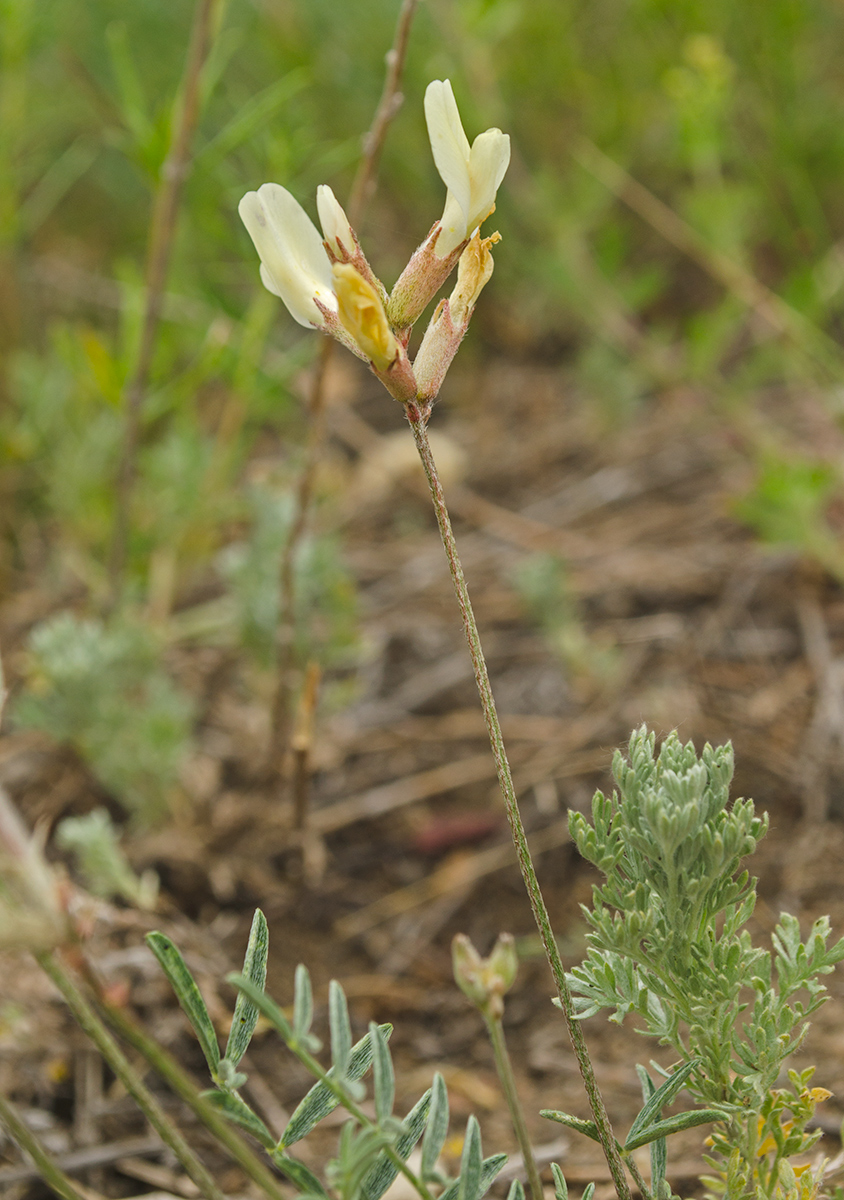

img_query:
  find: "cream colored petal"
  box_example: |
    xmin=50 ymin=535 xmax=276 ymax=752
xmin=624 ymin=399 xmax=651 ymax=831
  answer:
xmin=316 ymin=184 xmax=356 ymax=257
xmin=424 ymin=79 xmax=472 ymax=225
xmin=259 ymin=262 xmax=282 ymax=298
xmin=466 ymin=128 xmax=510 ymax=231
xmin=436 ymin=191 xmax=469 ymax=258
xmin=238 ymin=184 xmax=335 ymax=327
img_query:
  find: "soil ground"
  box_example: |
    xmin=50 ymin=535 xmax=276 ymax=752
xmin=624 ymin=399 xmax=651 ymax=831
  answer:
xmin=3 ymin=352 xmax=844 ymax=1199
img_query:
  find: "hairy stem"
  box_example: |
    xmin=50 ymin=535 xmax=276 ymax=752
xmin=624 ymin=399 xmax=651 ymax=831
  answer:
xmin=89 ymin=983 xmax=290 ymax=1200
xmin=405 ymin=406 xmax=632 ymax=1200
xmin=266 ymin=0 xmax=419 ymax=783
xmin=36 ymin=951 xmax=228 ymax=1200
xmin=481 ymin=1008 xmax=544 ymax=1200
xmin=621 ymin=1152 xmax=654 ymax=1200
xmin=0 ymin=1090 xmax=91 ymax=1200
xmin=108 ymin=0 xmax=222 ymax=602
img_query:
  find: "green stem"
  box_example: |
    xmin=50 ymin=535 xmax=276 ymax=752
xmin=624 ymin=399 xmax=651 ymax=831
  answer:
xmin=481 ymin=1008 xmax=544 ymax=1200
xmin=406 ymin=406 xmax=632 ymax=1200
xmin=285 ymin=1036 xmax=435 ymax=1200
xmin=36 ymin=951 xmax=228 ymax=1200
xmin=0 ymin=1090 xmax=90 ymax=1200
xmin=93 ymin=986 xmax=290 ymax=1200
xmin=621 ymin=1151 xmax=653 ymax=1200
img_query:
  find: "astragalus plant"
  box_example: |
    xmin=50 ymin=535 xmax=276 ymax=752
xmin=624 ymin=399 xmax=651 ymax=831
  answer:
xmin=235 ymin=76 xmax=844 ymax=1200
xmin=4 ymin=74 xmax=844 ymax=1200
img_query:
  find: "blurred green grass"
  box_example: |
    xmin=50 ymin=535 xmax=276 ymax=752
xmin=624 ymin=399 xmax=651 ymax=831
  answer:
xmin=4 ymin=0 xmax=844 ymax=828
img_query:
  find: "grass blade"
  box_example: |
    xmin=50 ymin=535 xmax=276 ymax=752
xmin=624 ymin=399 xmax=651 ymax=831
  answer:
xmin=361 ymin=1088 xmax=432 ymax=1200
xmin=421 ymin=1071 xmax=449 ymax=1180
xmin=457 ymin=1115 xmax=482 ymax=1200
xmin=624 ymin=1108 xmax=723 ymax=1151
xmin=540 ymin=1110 xmax=602 ymax=1145
xmin=329 ymin=979 xmax=352 ymax=1078
xmin=271 ymin=1150 xmax=331 ymax=1197
xmin=626 ymin=1059 xmax=698 ymax=1145
xmin=438 ymin=1153 xmax=507 ymax=1200
xmin=294 ymin=963 xmax=315 ymax=1042
xmin=280 ymin=1023 xmax=393 ymax=1148
xmin=225 ymin=909 xmax=268 ymax=1067
xmin=370 ymin=1021 xmax=395 ymax=1123
xmin=147 ymin=931 xmax=220 ymax=1075
xmin=634 ymin=1064 xmax=665 ymax=1193
xmin=201 ymin=1089 xmax=274 ymax=1149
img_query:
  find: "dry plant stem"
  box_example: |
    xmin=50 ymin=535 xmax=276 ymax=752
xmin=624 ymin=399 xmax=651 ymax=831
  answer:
xmin=347 ymin=0 xmax=419 ymax=222
xmin=35 ymin=952 xmax=228 ymax=1200
xmin=267 ymin=339 xmax=333 ymax=779
xmin=108 ymin=0 xmax=221 ymax=600
xmin=481 ymin=1009 xmax=544 ymax=1200
xmin=266 ymin=0 xmax=419 ymax=781
xmin=405 ymin=406 xmax=632 ymax=1200
xmin=292 ymin=660 xmax=321 ymax=829
xmin=82 ymin=977 xmax=289 ymax=1200
xmin=0 ymin=1090 xmax=91 ymax=1200
xmin=571 ymin=135 xmax=844 ymax=382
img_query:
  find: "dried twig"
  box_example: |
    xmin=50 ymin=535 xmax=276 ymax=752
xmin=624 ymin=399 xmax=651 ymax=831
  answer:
xmin=314 ymin=752 xmax=498 ymax=834
xmin=108 ymin=0 xmax=223 ymax=601
xmin=0 ymin=1132 xmax=164 ymax=1188
xmin=291 ymin=660 xmax=321 ymax=830
xmin=266 ymin=0 xmax=419 ymax=784
xmin=571 ymin=135 xmax=844 ymax=380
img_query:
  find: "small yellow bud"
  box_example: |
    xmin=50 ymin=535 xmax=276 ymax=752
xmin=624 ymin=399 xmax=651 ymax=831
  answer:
xmin=449 ymin=231 xmax=498 ymax=326
xmin=332 ymin=264 xmax=397 ymax=372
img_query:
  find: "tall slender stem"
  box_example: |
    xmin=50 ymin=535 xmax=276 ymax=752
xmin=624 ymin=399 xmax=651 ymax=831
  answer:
xmin=88 ymin=983 xmax=289 ymax=1200
xmin=481 ymin=1009 xmax=544 ymax=1200
xmin=108 ymin=0 xmax=222 ymax=601
xmin=36 ymin=951 xmax=228 ymax=1200
xmin=405 ymin=405 xmax=632 ymax=1200
xmin=266 ymin=0 xmax=419 ymax=782
xmin=0 ymin=1090 xmax=91 ymax=1200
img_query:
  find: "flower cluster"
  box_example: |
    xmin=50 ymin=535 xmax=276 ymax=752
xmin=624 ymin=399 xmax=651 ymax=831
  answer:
xmin=238 ymin=80 xmax=510 ymax=414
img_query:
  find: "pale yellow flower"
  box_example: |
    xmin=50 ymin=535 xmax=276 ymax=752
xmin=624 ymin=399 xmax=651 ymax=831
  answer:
xmin=425 ymin=80 xmax=510 ymax=257
xmin=332 ymin=263 xmax=397 ymax=371
xmin=238 ymin=183 xmax=337 ymax=327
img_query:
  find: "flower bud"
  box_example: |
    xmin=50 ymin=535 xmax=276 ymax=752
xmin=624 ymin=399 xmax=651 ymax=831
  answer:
xmin=317 ymin=185 xmax=356 ymax=258
xmin=452 ymin=932 xmax=518 ymax=1018
xmin=449 ymin=231 xmax=497 ymax=325
xmin=333 ymin=263 xmax=398 ymax=372
xmin=412 ymin=232 xmax=497 ymax=403
xmin=387 ymin=223 xmax=464 ymax=331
